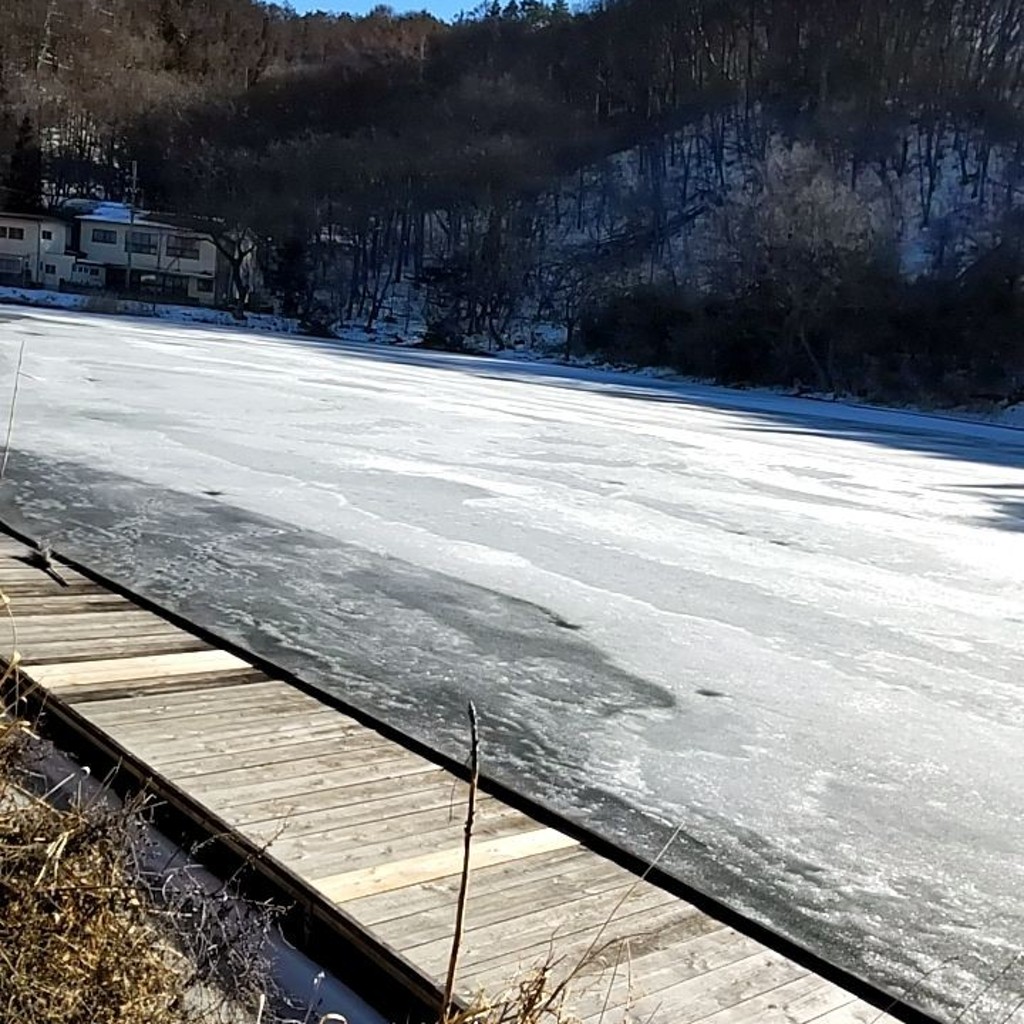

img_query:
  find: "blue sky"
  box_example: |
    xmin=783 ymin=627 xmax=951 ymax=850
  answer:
xmin=287 ymin=0 xmax=466 ymax=20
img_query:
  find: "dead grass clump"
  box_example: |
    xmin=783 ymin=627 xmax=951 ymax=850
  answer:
xmin=447 ymin=962 xmax=585 ymax=1024
xmin=0 ymin=711 xmax=278 ymax=1024
xmin=0 ymin=782 xmax=205 ymax=1023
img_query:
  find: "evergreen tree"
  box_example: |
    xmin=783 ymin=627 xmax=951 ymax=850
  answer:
xmin=4 ymin=116 xmax=43 ymax=212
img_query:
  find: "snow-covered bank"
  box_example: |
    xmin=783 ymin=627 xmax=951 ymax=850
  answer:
xmin=0 ymin=286 xmax=298 ymax=335
xmin=331 ymin=318 xmax=1024 ymax=433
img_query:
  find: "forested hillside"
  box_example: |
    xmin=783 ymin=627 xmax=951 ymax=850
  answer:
xmin=2 ymin=0 xmax=1024 ymax=404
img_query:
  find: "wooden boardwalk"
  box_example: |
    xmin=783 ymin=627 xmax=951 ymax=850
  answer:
xmin=0 ymin=534 xmax=903 ymax=1024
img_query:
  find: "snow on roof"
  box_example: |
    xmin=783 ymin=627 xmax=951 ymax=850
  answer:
xmin=78 ymin=202 xmax=150 ymax=224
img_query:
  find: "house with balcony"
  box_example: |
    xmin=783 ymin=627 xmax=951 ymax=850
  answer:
xmin=73 ymin=204 xmax=223 ymax=305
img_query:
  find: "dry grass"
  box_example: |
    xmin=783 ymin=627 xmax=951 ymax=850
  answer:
xmin=0 ymin=713 xmax=275 ymax=1024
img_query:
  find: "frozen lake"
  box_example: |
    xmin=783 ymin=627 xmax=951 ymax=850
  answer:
xmin=2 ymin=307 xmax=1023 ymax=1020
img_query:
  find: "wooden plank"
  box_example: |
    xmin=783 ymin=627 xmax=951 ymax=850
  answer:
xmin=49 ymin=669 xmax=267 ymax=704
xmin=1 ymin=611 xmax=186 ymax=642
xmin=261 ymin=800 xmax=521 ymax=872
xmin=574 ymin=928 xmax=766 ymax=1020
xmin=76 ymin=678 xmax=290 ymax=719
xmin=82 ymin=688 xmax=329 ymax=730
xmin=0 ymin=573 xmax=92 ymax=589
xmin=150 ymin=730 xmax=388 ymax=778
xmin=374 ymin=856 xmax=635 ymax=952
xmin=313 ymin=828 xmax=578 ymax=903
xmin=187 ymin=749 xmax=443 ymax=810
xmin=3 ymin=594 xmax=131 ymax=616
xmin=0 ymin=581 xmax=100 ymax=599
xmin=248 ymin=805 xmax=539 ymax=883
xmin=686 ymin=973 xmax=856 ymax=1024
xmin=608 ymin=951 xmax=808 ymax=1024
xmin=810 ymin=1002 xmax=901 ymax=1024
xmin=121 ymin=710 xmax=359 ymax=761
xmin=142 ymin=718 xmax=378 ymax=768
xmin=20 ymin=633 xmax=210 ymax=664
xmin=404 ymin=879 xmax=680 ymax=977
xmin=232 ymin=768 xmax=456 ymax=828
xmin=26 ymin=649 xmax=253 ymax=686
xmin=453 ymin=896 xmax=723 ymax=992
xmin=348 ymin=844 xmax=596 ymax=927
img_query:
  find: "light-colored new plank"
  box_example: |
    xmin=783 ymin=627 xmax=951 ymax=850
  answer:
xmin=27 ymin=649 xmax=252 ymax=686
xmin=313 ymin=827 xmax=578 ymax=903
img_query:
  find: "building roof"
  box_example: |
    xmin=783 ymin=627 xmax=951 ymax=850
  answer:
xmin=0 ymin=211 xmax=66 ymax=224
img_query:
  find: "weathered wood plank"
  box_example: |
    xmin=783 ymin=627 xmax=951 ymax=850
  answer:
xmin=687 ymin=973 xmax=856 ymax=1024
xmin=1 ymin=611 xmax=186 ymax=642
xmin=233 ymin=769 xmax=456 ymax=829
xmin=260 ymin=800 xmax=523 ymax=876
xmin=574 ymin=928 xmax=765 ymax=1021
xmin=373 ymin=857 xmax=634 ymax=952
xmin=810 ymin=1002 xmax=901 ymax=1024
xmin=76 ymin=679 xmax=288 ymax=719
xmin=347 ymin=844 xmax=596 ymax=927
xmin=3 ymin=594 xmax=132 ymax=616
xmin=312 ymin=827 xmax=578 ymax=903
xmin=406 ymin=880 xmax=680 ymax=978
xmin=187 ymin=750 xmax=442 ymax=809
xmin=81 ymin=688 xmax=330 ymax=731
xmin=151 ymin=731 xmax=385 ymax=777
xmin=453 ymin=896 xmax=722 ymax=992
xmin=610 ymin=951 xmax=808 ymax=1024
xmin=20 ymin=633 xmax=211 ymax=664
xmin=122 ymin=711 xmax=361 ymax=762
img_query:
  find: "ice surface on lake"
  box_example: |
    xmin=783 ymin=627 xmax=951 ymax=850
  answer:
xmin=2 ymin=308 xmax=1023 ymax=1021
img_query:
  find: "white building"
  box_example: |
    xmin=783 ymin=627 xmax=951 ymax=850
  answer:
xmin=0 ymin=211 xmax=105 ymax=291
xmin=74 ymin=203 xmax=220 ymax=305
xmin=0 ymin=202 xmax=242 ymax=308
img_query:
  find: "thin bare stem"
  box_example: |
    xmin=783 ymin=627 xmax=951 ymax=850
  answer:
xmin=441 ymin=701 xmax=480 ymax=1023
xmin=1 ymin=339 xmax=27 ymax=482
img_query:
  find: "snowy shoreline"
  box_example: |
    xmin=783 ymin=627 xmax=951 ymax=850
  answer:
xmin=3 ymin=285 xmax=1022 ymax=433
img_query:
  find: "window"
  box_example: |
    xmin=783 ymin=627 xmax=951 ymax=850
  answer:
xmin=0 ymin=256 xmax=21 ymax=275
xmin=0 ymin=227 xmax=7 ymax=239
xmin=41 ymin=229 xmax=53 ymax=241
xmin=166 ymin=235 xmax=201 ymax=260
xmin=44 ymin=264 xmax=56 ymax=275
xmin=90 ymin=268 xmax=100 ymax=277
xmin=195 ymin=278 xmax=214 ymax=294
xmin=8 ymin=227 xmax=24 ymax=241
xmin=92 ymin=228 xmax=117 ymax=245
xmin=125 ymin=230 xmax=158 ymax=255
